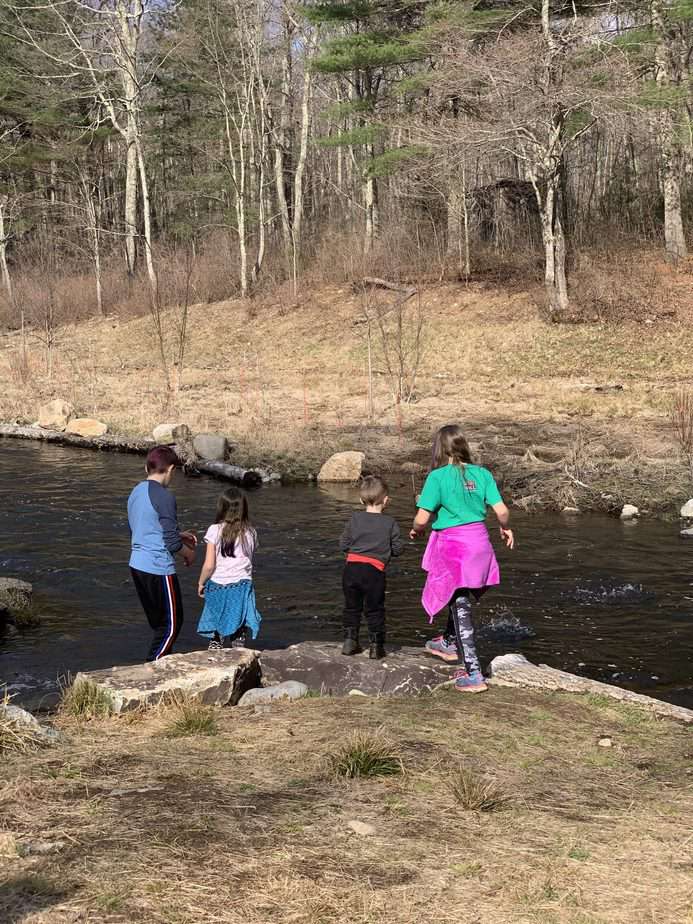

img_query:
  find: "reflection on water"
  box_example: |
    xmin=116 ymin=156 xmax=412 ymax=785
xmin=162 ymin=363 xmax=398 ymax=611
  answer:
xmin=1 ymin=439 xmax=692 ymax=706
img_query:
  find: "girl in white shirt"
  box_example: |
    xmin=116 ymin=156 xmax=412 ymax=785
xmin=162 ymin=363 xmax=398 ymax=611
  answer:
xmin=196 ymin=487 xmax=262 ymax=650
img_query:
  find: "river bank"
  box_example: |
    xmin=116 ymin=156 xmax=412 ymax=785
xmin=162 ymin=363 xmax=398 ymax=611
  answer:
xmin=2 ymin=278 xmax=693 ymax=514
xmin=2 ymin=686 xmax=691 ymax=924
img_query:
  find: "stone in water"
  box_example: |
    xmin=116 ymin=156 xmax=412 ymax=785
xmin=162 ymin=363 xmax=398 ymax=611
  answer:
xmin=153 ymin=423 xmax=191 ymax=444
xmin=66 ymin=418 xmax=108 ymax=438
xmin=193 ymin=433 xmax=229 ymax=462
xmin=317 ymin=451 xmax=365 ymax=483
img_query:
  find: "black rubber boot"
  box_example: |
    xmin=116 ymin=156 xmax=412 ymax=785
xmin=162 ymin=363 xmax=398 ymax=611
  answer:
xmin=342 ymin=628 xmax=362 ymax=656
xmin=369 ymin=633 xmax=386 ymax=660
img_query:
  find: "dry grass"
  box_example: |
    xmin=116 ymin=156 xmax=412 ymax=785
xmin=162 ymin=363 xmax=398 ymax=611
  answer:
xmin=162 ymin=695 xmax=219 ymax=739
xmin=1 ymin=249 xmax=693 ymax=508
xmin=1 ymin=687 xmax=691 ymax=923
xmin=0 ymin=696 xmax=47 ymax=755
xmin=60 ymin=679 xmax=113 ymax=720
xmin=448 ymin=765 xmax=511 ymax=812
xmin=328 ymin=729 xmax=403 ymax=779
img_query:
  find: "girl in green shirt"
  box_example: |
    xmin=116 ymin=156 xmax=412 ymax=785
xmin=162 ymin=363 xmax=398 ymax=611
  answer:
xmin=410 ymin=424 xmax=514 ymax=692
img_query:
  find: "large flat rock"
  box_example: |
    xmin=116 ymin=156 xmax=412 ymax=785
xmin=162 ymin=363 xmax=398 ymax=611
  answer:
xmin=490 ymin=654 xmax=693 ymax=724
xmin=74 ymin=649 xmax=261 ymax=713
xmin=260 ymin=641 xmax=454 ymax=696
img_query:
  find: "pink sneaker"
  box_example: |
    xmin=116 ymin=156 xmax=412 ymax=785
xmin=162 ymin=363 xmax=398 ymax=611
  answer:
xmin=425 ymin=635 xmax=459 ymax=662
xmin=454 ymin=670 xmax=488 ymax=693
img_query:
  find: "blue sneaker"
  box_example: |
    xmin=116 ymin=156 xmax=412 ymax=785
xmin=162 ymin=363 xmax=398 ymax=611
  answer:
xmin=425 ymin=635 xmax=459 ymax=662
xmin=454 ymin=669 xmax=488 ymax=694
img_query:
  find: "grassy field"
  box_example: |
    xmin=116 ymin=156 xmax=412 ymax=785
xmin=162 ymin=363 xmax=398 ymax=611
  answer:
xmin=2 ymin=255 xmax=693 ymax=510
xmin=1 ymin=688 xmax=692 ymax=923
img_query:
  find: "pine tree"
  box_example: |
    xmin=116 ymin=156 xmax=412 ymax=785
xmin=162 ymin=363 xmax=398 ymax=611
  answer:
xmin=307 ymin=0 xmax=426 ymax=251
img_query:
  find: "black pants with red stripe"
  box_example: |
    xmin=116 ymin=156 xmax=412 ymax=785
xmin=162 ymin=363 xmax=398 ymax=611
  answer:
xmin=130 ymin=568 xmax=184 ymax=661
xmin=342 ymin=562 xmax=386 ymax=635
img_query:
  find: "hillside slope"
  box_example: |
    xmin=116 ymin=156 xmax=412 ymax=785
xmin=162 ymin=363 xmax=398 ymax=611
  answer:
xmin=2 ymin=269 xmax=693 ymax=512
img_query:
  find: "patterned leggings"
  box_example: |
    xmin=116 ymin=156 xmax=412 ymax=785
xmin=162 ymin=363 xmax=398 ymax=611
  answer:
xmin=445 ymin=590 xmax=482 ymax=675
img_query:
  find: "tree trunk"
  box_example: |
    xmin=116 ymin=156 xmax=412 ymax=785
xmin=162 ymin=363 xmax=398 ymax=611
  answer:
xmin=117 ymin=0 xmax=141 ymax=279
xmin=292 ymin=59 xmax=313 ymax=249
xmin=0 ymin=198 xmax=14 ymax=305
xmin=364 ymin=143 xmax=379 ymax=253
xmin=135 ymin=136 xmax=159 ymax=306
xmin=273 ymin=19 xmax=293 ymax=257
xmin=652 ymin=0 xmax=688 ymax=264
xmin=540 ymin=180 xmax=569 ymax=319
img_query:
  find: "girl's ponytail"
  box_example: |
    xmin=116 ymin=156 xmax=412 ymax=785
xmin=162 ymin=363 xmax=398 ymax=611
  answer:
xmin=431 ymin=424 xmax=472 ymax=473
xmin=214 ymin=487 xmax=253 ymax=557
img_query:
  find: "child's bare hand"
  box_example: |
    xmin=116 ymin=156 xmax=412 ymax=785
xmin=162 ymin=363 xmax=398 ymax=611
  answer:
xmin=197 ymin=584 xmax=205 ymax=599
xmin=410 ymin=527 xmax=423 ymax=540
xmin=180 ymin=530 xmax=197 ymax=549
xmin=182 ymin=545 xmax=196 ymax=567
xmin=500 ymin=527 xmax=515 ymax=550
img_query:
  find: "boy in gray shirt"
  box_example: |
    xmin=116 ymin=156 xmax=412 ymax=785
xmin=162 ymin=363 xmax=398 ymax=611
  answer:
xmin=339 ymin=475 xmax=403 ymax=659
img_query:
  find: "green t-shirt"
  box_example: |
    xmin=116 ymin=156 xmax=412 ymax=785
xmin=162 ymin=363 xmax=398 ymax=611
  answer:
xmin=417 ymin=464 xmax=502 ymax=530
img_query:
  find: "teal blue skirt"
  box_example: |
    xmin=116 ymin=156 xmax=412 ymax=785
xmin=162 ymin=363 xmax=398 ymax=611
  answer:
xmin=197 ymin=579 xmax=262 ymax=640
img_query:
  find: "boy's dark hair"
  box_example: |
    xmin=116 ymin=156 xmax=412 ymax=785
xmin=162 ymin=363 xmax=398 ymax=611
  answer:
xmin=146 ymin=445 xmax=181 ymax=474
xmin=359 ymin=475 xmax=388 ymax=506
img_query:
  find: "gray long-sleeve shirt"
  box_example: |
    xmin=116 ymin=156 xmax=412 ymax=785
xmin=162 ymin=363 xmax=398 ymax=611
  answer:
xmin=339 ymin=511 xmax=403 ymax=567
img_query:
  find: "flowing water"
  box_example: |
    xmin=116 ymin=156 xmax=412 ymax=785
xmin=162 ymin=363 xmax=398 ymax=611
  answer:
xmin=1 ymin=440 xmax=692 ymax=707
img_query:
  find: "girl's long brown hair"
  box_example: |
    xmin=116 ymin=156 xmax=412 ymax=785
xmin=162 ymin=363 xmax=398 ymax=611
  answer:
xmin=431 ymin=424 xmax=472 ymax=472
xmin=215 ymin=487 xmax=254 ymax=558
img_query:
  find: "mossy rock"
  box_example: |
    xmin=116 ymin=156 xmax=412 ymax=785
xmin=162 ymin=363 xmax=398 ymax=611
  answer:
xmin=0 ymin=578 xmax=33 ymax=612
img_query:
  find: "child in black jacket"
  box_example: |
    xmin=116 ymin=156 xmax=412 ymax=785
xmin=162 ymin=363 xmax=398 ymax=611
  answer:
xmin=339 ymin=475 xmax=403 ymax=659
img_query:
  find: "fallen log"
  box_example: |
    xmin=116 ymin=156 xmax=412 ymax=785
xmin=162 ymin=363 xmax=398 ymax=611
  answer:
xmin=0 ymin=424 xmax=278 ymax=485
xmin=0 ymin=423 xmax=151 ymax=454
xmin=362 ymin=276 xmax=417 ymax=298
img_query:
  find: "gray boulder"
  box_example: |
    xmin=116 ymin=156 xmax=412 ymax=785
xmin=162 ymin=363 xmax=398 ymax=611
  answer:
xmin=317 ymin=451 xmax=365 ymax=483
xmin=620 ymin=504 xmax=639 ymax=520
xmin=259 ymin=641 xmax=454 ymax=696
xmin=37 ymin=398 xmax=74 ymax=431
xmin=74 ymin=648 xmax=260 ymax=713
xmin=0 ymin=577 xmax=32 ymax=611
xmin=489 ymin=653 xmax=693 ymax=724
xmin=153 ymin=423 xmax=191 ymax=444
xmin=0 ymin=703 xmax=62 ymax=745
xmin=238 ymin=681 xmax=308 ymax=706
xmin=238 ymin=680 xmax=308 ymax=706
xmin=680 ymin=499 xmax=693 ymax=518
xmin=193 ymin=433 xmax=229 ymax=462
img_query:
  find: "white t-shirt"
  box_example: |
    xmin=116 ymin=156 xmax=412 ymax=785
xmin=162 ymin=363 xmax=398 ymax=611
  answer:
xmin=205 ymin=523 xmax=255 ymax=585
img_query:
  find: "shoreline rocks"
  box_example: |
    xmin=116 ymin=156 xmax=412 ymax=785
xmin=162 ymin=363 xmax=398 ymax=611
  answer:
xmin=153 ymin=423 xmax=191 ymax=444
xmin=317 ymin=451 xmax=365 ymax=483
xmin=74 ymin=648 xmax=261 ymax=713
xmin=193 ymin=433 xmax=229 ymax=462
xmin=489 ymin=653 xmax=693 ymax=724
xmin=0 ymin=703 xmax=62 ymax=746
xmin=66 ymin=418 xmax=108 ymax=438
xmin=37 ymin=399 xmax=74 ymax=431
xmin=260 ymin=641 xmax=454 ymax=696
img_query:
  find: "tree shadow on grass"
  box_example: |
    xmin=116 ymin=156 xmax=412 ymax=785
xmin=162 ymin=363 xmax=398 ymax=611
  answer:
xmin=0 ymin=873 xmax=70 ymax=923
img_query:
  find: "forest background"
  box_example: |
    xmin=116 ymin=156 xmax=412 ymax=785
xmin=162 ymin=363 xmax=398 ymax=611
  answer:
xmin=0 ymin=0 xmax=692 ymax=510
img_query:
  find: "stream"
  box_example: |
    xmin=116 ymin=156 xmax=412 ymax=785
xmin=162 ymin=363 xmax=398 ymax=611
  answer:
xmin=1 ymin=440 xmax=692 ymax=707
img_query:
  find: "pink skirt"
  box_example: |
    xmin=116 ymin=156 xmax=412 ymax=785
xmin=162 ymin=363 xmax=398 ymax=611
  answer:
xmin=421 ymin=522 xmax=500 ymax=621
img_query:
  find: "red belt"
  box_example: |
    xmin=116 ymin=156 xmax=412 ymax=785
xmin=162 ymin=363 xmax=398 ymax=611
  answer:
xmin=346 ymin=553 xmax=385 ymax=572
